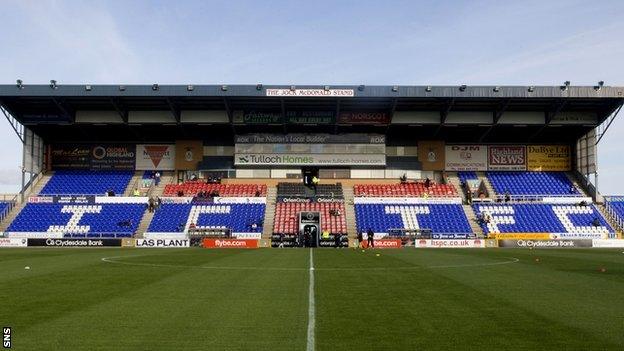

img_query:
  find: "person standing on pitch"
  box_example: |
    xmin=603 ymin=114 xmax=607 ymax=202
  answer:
xmin=367 ymin=228 xmax=375 ymax=248
xmin=357 ymin=231 xmax=363 ymax=249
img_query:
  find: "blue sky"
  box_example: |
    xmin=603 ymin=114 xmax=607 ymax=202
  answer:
xmin=1 ymin=0 xmax=623 ymax=193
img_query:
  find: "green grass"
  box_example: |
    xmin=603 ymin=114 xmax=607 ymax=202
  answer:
xmin=1 ymin=248 xmax=623 ymax=350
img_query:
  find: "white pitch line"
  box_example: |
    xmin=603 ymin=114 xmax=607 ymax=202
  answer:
xmin=306 ymin=248 xmax=315 ymax=351
xmin=101 ymin=255 xmax=520 ymax=271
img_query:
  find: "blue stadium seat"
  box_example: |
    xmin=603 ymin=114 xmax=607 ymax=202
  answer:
xmin=0 ymin=202 xmax=9 ymax=216
xmin=486 ymin=171 xmax=577 ymax=196
xmin=40 ymin=170 xmax=133 ymax=195
xmin=606 ymin=200 xmax=624 ymax=225
xmin=355 ymin=203 xmax=472 ymax=238
xmin=6 ymin=203 xmax=145 ymax=237
xmin=458 ymin=171 xmax=478 ymax=185
xmin=473 ymin=203 xmax=613 ymax=236
xmin=148 ymin=203 xmax=266 ymax=233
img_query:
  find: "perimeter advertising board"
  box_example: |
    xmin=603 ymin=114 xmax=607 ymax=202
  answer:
xmin=445 ymin=145 xmax=487 ymax=171
xmin=415 ymin=239 xmax=485 ymax=248
xmin=498 ymin=239 xmax=592 ymax=248
xmin=202 ymin=238 xmax=259 ymax=248
xmin=488 ymin=146 xmax=526 ymax=171
xmin=135 ymin=238 xmax=190 ymax=248
xmin=0 ymin=238 xmax=28 ymax=247
xmin=136 ymin=144 xmax=175 ymax=170
xmin=28 ymin=238 xmax=122 ymax=247
xmin=527 ymin=145 xmax=571 ymax=171
xmin=360 ymin=239 xmax=402 ymax=248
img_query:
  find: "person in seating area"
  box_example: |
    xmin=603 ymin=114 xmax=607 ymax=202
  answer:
xmin=570 ymin=185 xmax=576 ymax=194
xmin=592 ymin=217 xmax=601 ymax=227
xmin=400 ymin=174 xmax=407 ymax=183
xmin=424 ymin=177 xmax=431 ymax=188
xmin=133 ymin=188 xmax=140 ymax=197
xmin=334 ymin=233 xmax=342 ymax=248
xmin=366 ymin=228 xmax=375 ymax=248
xmin=312 ymin=175 xmax=319 ymax=192
xmin=504 ymin=190 xmax=511 ymax=203
xmin=251 ymin=222 xmax=258 ymax=232
xmin=154 ymin=171 xmax=161 ymax=186
xmin=117 ymin=219 xmax=132 ymax=227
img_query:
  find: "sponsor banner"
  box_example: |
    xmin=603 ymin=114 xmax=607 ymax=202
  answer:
xmin=90 ymin=144 xmax=135 ymax=170
xmin=235 ymin=134 xmax=385 ymax=144
xmin=592 ymin=239 xmax=624 ymax=248
xmin=286 ymin=111 xmax=335 ymax=124
xmin=277 ymin=197 xmax=344 ymax=203
xmin=6 ymin=232 xmax=63 ymax=239
xmin=551 ymin=232 xmax=606 ymax=239
xmin=233 ymin=111 xmax=283 ymax=124
xmin=431 ymin=233 xmax=471 ymax=239
xmin=542 ymin=197 xmax=593 ymax=204
xmin=266 ymin=88 xmax=354 ymax=98
xmin=135 ymin=238 xmax=190 ymax=248
xmin=415 ymin=239 xmax=485 ymax=248
xmin=338 ymin=112 xmax=391 ymax=124
xmin=50 ymin=145 xmax=91 ymax=169
xmin=121 ymin=238 xmax=135 ymax=247
xmin=445 ymin=145 xmax=487 ymax=171
xmin=527 ymin=145 xmax=571 ymax=171
xmin=95 ymin=196 xmax=148 ymax=204
xmin=0 ymin=238 xmax=28 ymax=247
xmin=485 ymin=239 xmax=498 ymax=248
xmin=354 ymin=197 xmax=462 ymax=204
xmin=51 ymin=144 xmax=135 ymax=170
xmin=159 ymin=197 xmax=194 ymax=204
xmin=175 ymin=140 xmax=203 ymax=170
xmin=361 ymin=239 xmax=402 ymax=248
xmin=202 ymin=238 xmax=259 ymax=248
xmin=498 ymin=239 xmax=592 ymax=248
xmin=53 ymin=195 xmax=96 ymax=204
xmin=136 ymin=144 xmax=175 ymax=170
xmin=488 ymin=146 xmax=526 ymax=170
xmin=235 ymin=153 xmax=386 ymax=166
xmin=232 ymin=233 xmax=262 ymax=239
xmin=28 ymin=196 xmax=54 ymax=204
xmin=213 ymin=197 xmax=267 ymax=204
xmin=418 ymin=141 xmax=445 ymax=171
xmin=143 ymin=232 xmax=188 ymax=240
xmin=28 ymin=238 xmax=122 ymax=247
xmin=493 ymin=233 xmax=551 ymax=240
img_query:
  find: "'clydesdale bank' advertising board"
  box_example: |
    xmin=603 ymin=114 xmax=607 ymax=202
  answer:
xmin=498 ymin=239 xmax=593 ymax=248
xmin=28 ymin=238 xmax=122 ymax=247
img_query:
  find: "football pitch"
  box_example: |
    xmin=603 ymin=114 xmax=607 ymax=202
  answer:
xmin=1 ymin=248 xmax=623 ymax=350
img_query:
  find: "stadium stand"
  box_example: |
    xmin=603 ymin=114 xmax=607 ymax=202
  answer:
xmin=148 ymin=203 xmax=265 ymax=233
xmin=486 ymin=172 xmax=577 ymax=196
xmin=163 ymin=182 xmax=266 ymax=197
xmin=473 ymin=203 xmax=613 ymax=236
xmin=458 ymin=171 xmax=478 ymax=185
xmin=0 ymin=202 xmax=9 ymax=216
xmin=277 ymin=183 xmax=343 ymax=198
xmin=604 ymin=198 xmax=624 ymax=230
xmin=7 ymin=203 xmax=145 ymax=237
xmin=40 ymin=170 xmax=133 ymax=196
xmin=353 ymin=183 xmax=457 ymax=197
xmin=273 ymin=202 xmax=347 ymax=235
xmin=355 ymin=203 xmax=471 ymax=237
